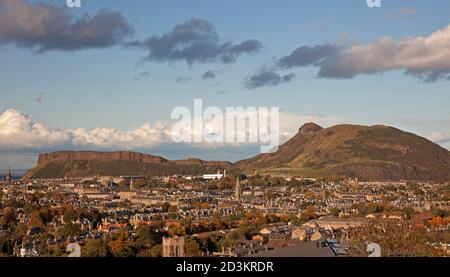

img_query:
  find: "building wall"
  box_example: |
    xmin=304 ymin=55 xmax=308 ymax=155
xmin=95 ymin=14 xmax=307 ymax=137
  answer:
xmin=162 ymin=237 xmax=185 ymax=257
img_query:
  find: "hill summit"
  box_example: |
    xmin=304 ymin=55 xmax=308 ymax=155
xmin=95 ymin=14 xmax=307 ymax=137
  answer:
xmin=236 ymin=123 xmax=450 ymax=181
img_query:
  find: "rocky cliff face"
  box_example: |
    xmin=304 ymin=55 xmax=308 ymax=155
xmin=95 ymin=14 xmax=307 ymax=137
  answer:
xmin=24 ymin=151 xmax=232 ymax=179
xmin=37 ymin=151 xmax=168 ymax=165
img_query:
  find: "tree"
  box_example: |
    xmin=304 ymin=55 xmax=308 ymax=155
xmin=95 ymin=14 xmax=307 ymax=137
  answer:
xmin=13 ymin=223 xmax=27 ymax=241
xmin=428 ymin=216 xmax=444 ymax=227
xmin=136 ymin=225 xmax=162 ymax=246
xmin=0 ymin=234 xmax=13 ymax=256
xmin=28 ymin=210 xmax=44 ymax=228
xmin=23 ymin=202 xmax=38 ymax=215
xmin=346 ymin=221 xmax=446 ymax=257
xmin=138 ymin=244 xmax=162 ymax=257
xmin=118 ymin=179 xmax=129 ymax=190
xmin=58 ymin=223 xmax=82 ymax=238
xmin=83 ymin=240 xmax=110 ymax=257
xmin=1 ymin=207 xmax=15 ymax=226
xmin=47 ymin=244 xmax=62 ymax=257
xmin=299 ymin=205 xmax=317 ymax=223
xmin=161 ymin=202 xmax=171 ymax=213
xmin=184 ymin=238 xmax=203 ymax=257
xmin=330 ymin=207 xmax=341 ymax=217
xmin=108 ymin=240 xmax=136 ymax=257
xmin=167 ymin=205 xmax=178 ymax=220
xmin=180 ymin=217 xmax=194 ymax=235
xmin=39 ymin=207 xmax=53 ymax=225
xmin=63 ymin=207 xmax=78 ymax=223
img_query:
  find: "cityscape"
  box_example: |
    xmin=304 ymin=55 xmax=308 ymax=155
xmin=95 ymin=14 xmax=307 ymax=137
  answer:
xmin=0 ymin=0 xmax=449 ymax=261
xmin=0 ymin=145 xmax=448 ymax=257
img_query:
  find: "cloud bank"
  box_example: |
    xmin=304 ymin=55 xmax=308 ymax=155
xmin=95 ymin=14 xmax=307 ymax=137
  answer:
xmin=0 ymin=108 xmax=341 ymax=153
xmin=0 ymin=109 xmax=171 ymax=151
xmin=246 ymin=24 xmax=450 ymax=88
xmin=0 ymin=0 xmax=133 ymax=52
xmin=128 ymin=17 xmax=263 ymax=66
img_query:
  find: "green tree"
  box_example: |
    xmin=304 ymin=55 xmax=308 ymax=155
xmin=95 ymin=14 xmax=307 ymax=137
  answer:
xmin=330 ymin=207 xmax=341 ymax=217
xmin=136 ymin=225 xmax=162 ymax=246
xmin=0 ymin=234 xmax=13 ymax=256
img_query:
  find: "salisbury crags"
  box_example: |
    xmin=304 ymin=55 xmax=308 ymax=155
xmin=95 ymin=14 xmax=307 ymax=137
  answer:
xmin=24 ymin=151 xmax=232 ymax=179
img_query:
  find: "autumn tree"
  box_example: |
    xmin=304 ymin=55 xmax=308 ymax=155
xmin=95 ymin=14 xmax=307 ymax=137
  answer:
xmin=1 ymin=207 xmax=15 ymax=226
xmin=137 ymin=244 xmax=162 ymax=257
xmin=58 ymin=223 xmax=82 ymax=238
xmin=299 ymin=205 xmax=317 ymax=223
xmin=184 ymin=237 xmax=203 ymax=257
xmin=28 ymin=210 xmax=44 ymax=228
xmin=108 ymin=239 xmax=136 ymax=257
xmin=83 ymin=240 xmax=110 ymax=257
xmin=346 ymin=221 xmax=446 ymax=257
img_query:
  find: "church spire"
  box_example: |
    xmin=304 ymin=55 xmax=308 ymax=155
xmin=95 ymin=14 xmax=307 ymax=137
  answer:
xmin=234 ymin=176 xmax=242 ymax=201
xmin=7 ymin=166 xmax=12 ymax=183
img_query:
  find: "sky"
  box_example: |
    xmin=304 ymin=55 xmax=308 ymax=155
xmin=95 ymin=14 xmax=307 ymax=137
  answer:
xmin=0 ymin=0 xmax=450 ymax=170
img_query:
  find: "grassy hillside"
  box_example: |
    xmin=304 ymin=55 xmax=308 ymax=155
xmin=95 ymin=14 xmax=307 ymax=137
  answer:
xmin=237 ymin=123 xmax=450 ymax=181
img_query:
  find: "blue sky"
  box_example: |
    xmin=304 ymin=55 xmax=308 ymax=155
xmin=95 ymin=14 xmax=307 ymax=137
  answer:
xmin=0 ymin=0 xmax=449 ymax=170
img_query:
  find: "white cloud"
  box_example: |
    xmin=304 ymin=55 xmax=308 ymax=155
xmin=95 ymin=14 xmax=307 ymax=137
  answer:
xmin=267 ymin=24 xmax=450 ymax=83
xmin=0 ymin=108 xmax=342 ymax=152
xmin=0 ymin=108 xmax=171 ymax=150
xmin=0 ymin=109 xmax=70 ymax=149
xmin=318 ymin=24 xmax=450 ymax=81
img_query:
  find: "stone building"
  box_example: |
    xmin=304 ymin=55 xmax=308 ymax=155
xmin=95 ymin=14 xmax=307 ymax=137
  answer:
xmin=162 ymin=237 xmax=185 ymax=257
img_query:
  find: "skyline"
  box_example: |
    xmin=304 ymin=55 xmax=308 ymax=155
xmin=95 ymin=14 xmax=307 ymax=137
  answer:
xmin=1 ymin=0 xmax=450 ymax=169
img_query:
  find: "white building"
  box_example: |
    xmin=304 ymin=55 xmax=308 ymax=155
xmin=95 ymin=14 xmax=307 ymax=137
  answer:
xmin=202 ymin=170 xmax=226 ymax=180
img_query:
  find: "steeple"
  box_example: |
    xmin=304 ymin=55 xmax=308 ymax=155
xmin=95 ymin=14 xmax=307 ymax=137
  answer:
xmin=234 ymin=176 xmax=242 ymax=201
xmin=7 ymin=166 xmax=12 ymax=183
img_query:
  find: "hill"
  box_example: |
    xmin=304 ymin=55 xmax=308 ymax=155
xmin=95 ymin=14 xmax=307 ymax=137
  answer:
xmin=23 ymin=124 xmax=450 ymax=181
xmin=236 ymin=123 xmax=450 ymax=181
xmin=22 ymin=151 xmax=232 ymax=179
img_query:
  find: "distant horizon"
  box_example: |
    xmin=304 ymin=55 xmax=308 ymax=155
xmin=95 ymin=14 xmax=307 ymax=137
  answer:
xmin=4 ymin=120 xmax=449 ymax=172
xmin=1 ymin=0 xmax=450 ymax=170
